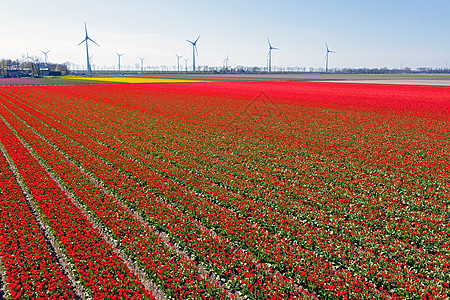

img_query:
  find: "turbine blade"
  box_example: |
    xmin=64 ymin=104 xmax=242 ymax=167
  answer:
xmin=195 ymin=45 xmax=198 ymax=56
xmin=85 ymin=22 xmax=88 ymax=37
xmin=77 ymin=39 xmax=86 ymax=46
xmin=186 ymin=39 xmax=193 ymax=44
xmin=273 ymin=47 xmax=279 ymax=50
xmin=194 ymin=35 xmax=200 ymax=44
xmin=88 ymin=38 xmax=99 ymax=46
xmin=267 ymin=38 xmax=271 ymax=48
xmin=326 ymin=43 xmax=329 ymax=51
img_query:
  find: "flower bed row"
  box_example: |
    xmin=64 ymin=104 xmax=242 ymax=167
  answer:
xmin=0 ymin=137 xmax=75 ymax=299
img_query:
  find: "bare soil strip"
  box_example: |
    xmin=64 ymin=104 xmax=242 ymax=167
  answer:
xmin=0 ymin=258 xmax=9 ymax=300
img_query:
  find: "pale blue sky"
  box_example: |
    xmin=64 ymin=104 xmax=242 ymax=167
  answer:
xmin=2 ymin=0 xmax=449 ymax=70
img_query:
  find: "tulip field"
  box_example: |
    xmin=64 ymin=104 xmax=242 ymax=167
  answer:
xmin=0 ymin=80 xmax=449 ymax=299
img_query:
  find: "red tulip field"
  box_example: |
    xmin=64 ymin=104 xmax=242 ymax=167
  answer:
xmin=0 ymin=81 xmax=449 ymax=299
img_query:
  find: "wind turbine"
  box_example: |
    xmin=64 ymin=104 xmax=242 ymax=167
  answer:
xmin=175 ymin=53 xmax=182 ymax=72
xmin=325 ymin=43 xmax=335 ymax=72
xmin=40 ymin=49 xmax=51 ymax=65
xmin=116 ymin=52 xmax=124 ymax=73
xmin=25 ymin=52 xmax=32 ymax=63
xmin=77 ymin=22 xmax=99 ymax=73
xmin=223 ymin=54 xmax=230 ymax=72
xmin=184 ymin=57 xmax=189 ymax=72
xmin=186 ymin=35 xmax=200 ymax=71
xmin=138 ymin=57 xmax=145 ymax=72
xmin=267 ymin=38 xmax=278 ymax=73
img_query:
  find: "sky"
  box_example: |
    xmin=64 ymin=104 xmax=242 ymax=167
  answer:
xmin=2 ymin=0 xmax=449 ymax=70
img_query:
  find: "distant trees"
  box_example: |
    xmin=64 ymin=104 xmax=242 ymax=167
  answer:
xmin=31 ymin=63 xmax=41 ymax=77
xmin=0 ymin=60 xmax=7 ymax=77
xmin=0 ymin=58 xmax=69 ymax=77
xmin=54 ymin=64 xmax=68 ymax=76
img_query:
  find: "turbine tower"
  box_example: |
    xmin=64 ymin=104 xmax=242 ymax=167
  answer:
xmin=175 ymin=53 xmax=182 ymax=72
xmin=138 ymin=57 xmax=145 ymax=72
xmin=116 ymin=52 xmax=124 ymax=73
xmin=40 ymin=49 xmax=51 ymax=65
xmin=267 ymin=38 xmax=278 ymax=73
xmin=184 ymin=57 xmax=189 ymax=72
xmin=77 ymin=22 xmax=99 ymax=73
xmin=325 ymin=43 xmax=335 ymax=72
xmin=186 ymin=35 xmax=200 ymax=71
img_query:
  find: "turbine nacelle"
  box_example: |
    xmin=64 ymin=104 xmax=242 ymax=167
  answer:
xmin=78 ymin=23 xmax=99 ymax=47
xmin=325 ymin=43 xmax=335 ymax=54
xmin=187 ymin=36 xmax=200 ymax=56
xmin=186 ymin=35 xmax=201 ymax=46
xmin=268 ymin=38 xmax=279 ymax=51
